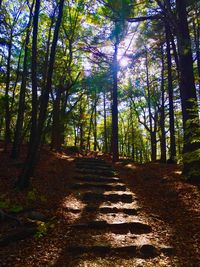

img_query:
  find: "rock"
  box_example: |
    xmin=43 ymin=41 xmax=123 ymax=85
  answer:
xmin=71 ymin=182 xmax=126 ymax=191
xmin=98 ymin=207 xmax=138 ymax=215
xmin=139 ymin=244 xmax=159 ymax=258
xmin=82 ymin=192 xmax=133 ymax=203
xmin=68 ymin=245 xmax=137 ymax=256
xmin=68 ymin=245 xmax=111 ymax=255
xmin=160 ymin=245 xmax=174 ymax=255
xmin=75 ymin=175 xmax=121 ymax=183
xmin=27 ymin=211 xmax=47 ymax=222
xmin=79 ymin=168 xmax=117 ymax=177
xmin=72 ymin=221 xmax=152 ymax=234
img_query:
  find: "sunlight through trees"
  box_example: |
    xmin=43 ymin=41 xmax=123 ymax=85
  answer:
xmin=0 ymin=0 xmax=199 ymax=188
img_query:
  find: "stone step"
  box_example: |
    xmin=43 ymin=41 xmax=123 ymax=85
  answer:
xmin=68 ymin=244 xmax=161 ymax=258
xmin=74 ymin=175 xmax=121 ymax=183
xmin=71 ymin=182 xmax=126 ymax=191
xmin=71 ymin=221 xmax=152 ymax=234
xmin=89 ymin=207 xmax=139 ymax=215
xmin=76 ymin=163 xmax=114 ymax=171
xmin=81 ymin=192 xmax=134 ymax=203
xmin=78 ymin=168 xmax=117 ymax=177
xmin=68 ymin=244 xmax=137 ymax=256
xmin=65 ymin=207 xmax=139 ymax=215
xmin=75 ymin=158 xmax=109 ymax=165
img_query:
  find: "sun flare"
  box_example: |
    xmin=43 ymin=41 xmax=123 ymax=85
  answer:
xmin=119 ymin=57 xmax=129 ymax=67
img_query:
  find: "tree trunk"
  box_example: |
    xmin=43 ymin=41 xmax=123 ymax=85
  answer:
xmin=4 ymin=33 xmax=12 ymax=150
xmin=103 ymin=88 xmax=108 ymax=153
xmin=176 ymin=0 xmax=200 ymax=181
xmin=51 ymin=88 xmax=62 ymax=151
xmin=12 ymin=2 xmax=34 ymax=159
xmin=79 ymin=103 xmax=85 ymax=150
xmin=166 ymin=23 xmax=176 ymax=162
xmin=16 ymin=0 xmax=64 ymax=189
xmin=145 ymin=49 xmax=156 ymax=161
xmin=87 ymin=103 xmax=94 ymax=150
xmin=112 ymin=41 xmax=119 ymax=162
xmin=160 ymin=45 xmax=166 ymax=163
xmin=151 ymin=131 xmax=157 ymax=161
xmin=93 ymin=90 xmax=98 ymax=151
xmin=193 ymin=10 xmax=200 ymax=88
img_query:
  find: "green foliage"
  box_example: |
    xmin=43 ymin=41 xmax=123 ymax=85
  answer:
xmin=27 ymin=188 xmax=47 ymax=203
xmin=183 ymin=149 xmax=200 ymax=180
xmin=0 ymin=195 xmax=23 ymax=212
xmin=183 ymin=148 xmax=200 ymax=164
xmin=35 ymin=220 xmax=55 ymax=239
xmin=9 ymin=203 xmax=23 ymax=213
xmin=27 ymin=188 xmax=37 ymax=201
xmin=0 ymin=0 xmax=199 ymax=178
xmin=35 ymin=222 xmax=48 ymax=239
xmin=0 ymin=200 xmax=10 ymax=209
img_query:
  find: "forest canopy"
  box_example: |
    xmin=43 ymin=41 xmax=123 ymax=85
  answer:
xmin=0 ymin=0 xmax=199 ymax=189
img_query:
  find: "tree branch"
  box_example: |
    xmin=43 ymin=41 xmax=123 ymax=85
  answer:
xmin=127 ymin=14 xmax=162 ymax=23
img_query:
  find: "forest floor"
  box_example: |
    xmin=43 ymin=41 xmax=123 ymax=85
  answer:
xmin=0 ymin=145 xmax=200 ymax=267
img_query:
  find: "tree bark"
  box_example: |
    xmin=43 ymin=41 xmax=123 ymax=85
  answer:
xmin=145 ymin=49 xmax=156 ymax=161
xmin=93 ymin=90 xmax=98 ymax=151
xmin=176 ymin=0 xmax=200 ymax=181
xmin=103 ymin=88 xmax=108 ymax=153
xmin=166 ymin=23 xmax=176 ymax=162
xmin=112 ymin=41 xmax=119 ymax=162
xmin=4 ymin=32 xmax=12 ymax=150
xmin=16 ymin=0 xmax=64 ymax=189
xmin=29 ymin=0 xmax=40 ymax=151
xmin=12 ymin=2 xmax=34 ymax=159
xmin=193 ymin=10 xmax=200 ymax=88
xmin=160 ymin=45 xmax=166 ymax=163
xmin=51 ymin=88 xmax=62 ymax=151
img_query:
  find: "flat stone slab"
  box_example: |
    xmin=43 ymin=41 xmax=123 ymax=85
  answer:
xmin=75 ymin=158 xmax=109 ymax=165
xmin=85 ymin=207 xmax=139 ymax=215
xmin=82 ymin=192 xmax=133 ymax=203
xmin=74 ymin=175 xmax=121 ymax=183
xmin=68 ymin=244 xmax=160 ymax=258
xmin=71 ymin=182 xmax=126 ymax=191
xmin=160 ymin=245 xmax=174 ymax=255
xmin=76 ymin=163 xmax=114 ymax=170
xmin=79 ymin=168 xmax=117 ymax=177
xmin=71 ymin=221 xmax=152 ymax=234
xmin=68 ymin=245 xmax=137 ymax=256
xmin=65 ymin=206 xmax=139 ymax=215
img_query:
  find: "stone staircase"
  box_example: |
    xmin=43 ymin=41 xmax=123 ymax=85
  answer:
xmin=66 ymin=158 xmax=173 ymax=266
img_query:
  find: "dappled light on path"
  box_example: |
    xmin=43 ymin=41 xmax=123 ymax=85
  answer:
xmin=53 ymin=158 xmax=175 ymax=267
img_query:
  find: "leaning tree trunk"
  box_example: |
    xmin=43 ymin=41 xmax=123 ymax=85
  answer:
xmin=176 ymin=0 xmax=200 ymax=182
